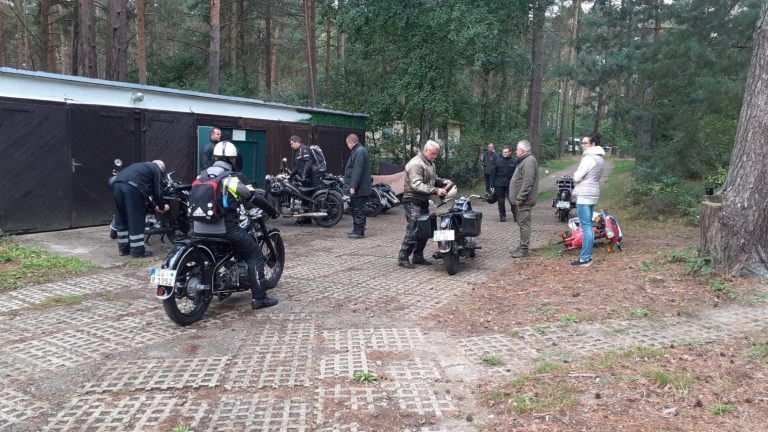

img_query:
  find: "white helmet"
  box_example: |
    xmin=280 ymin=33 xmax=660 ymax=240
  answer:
xmin=213 ymin=141 xmax=238 ymax=158
xmin=445 ymin=185 xmax=458 ymax=199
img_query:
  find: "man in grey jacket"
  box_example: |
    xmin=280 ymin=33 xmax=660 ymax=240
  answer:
xmin=509 ymin=140 xmax=539 ymax=258
xmin=344 ymin=134 xmax=372 ymax=238
xmin=398 ymin=140 xmax=452 ymax=269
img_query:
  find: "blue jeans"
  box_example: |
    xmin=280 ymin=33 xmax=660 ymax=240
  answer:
xmin=577 ymin=203 xmax=595 ymax=263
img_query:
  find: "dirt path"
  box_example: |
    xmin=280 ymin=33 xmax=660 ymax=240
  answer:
xmin=1 ymin=160 xmax=767 ymax=431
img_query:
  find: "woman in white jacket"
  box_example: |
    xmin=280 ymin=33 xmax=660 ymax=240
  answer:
xmin=571 ymin=133 xmax=605 ymax=267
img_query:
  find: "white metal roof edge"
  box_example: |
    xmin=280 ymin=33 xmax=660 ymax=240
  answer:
xmin=0 ymin=67 xmax=368 ymax=119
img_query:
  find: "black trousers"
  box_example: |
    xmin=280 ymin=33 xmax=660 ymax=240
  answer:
xmin=112 ymin=182 xmax=147 ymax=257
xmin=398 ymin=202 xmax=429 ymax=261
xmin=223 ymin=216 xmax=267 ymax=301
xmin=349 ymin=195 xmax=367 ymax=233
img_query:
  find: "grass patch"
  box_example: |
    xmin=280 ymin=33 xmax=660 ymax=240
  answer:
xmin=747 ymin=343 xmax=768 ymax=362
xmin=667 ymin=247 xmax=713 ymax=276
xmin=481 ymin=355 xmax=504 ymax=367
xmin=709 ymin=404 xmax=734 ymax=416
xmin=351 ymin=371 xmax=378 ymax=384
xmin=534 ymin=362 xmax=563 ymax=374
xmin=629 ymin=308 xmax=650 ymax=318
xmin=509 ymin=383 xmax=577 ymax=414
xmin=0 ymin=238 xmax=93 ymax=290
xmin=679 ymin=339 xmax=706 ymax=346
xmin=641 ymin=368 xmax=695 ymax=392
xmin=707 ymin=279 xmax=736 ymax=300
xmin=32 ymin=294 xmax=86 ymax=309
xmin=539 ymin=157 xmax=579 ymax=178
xmin=171 ymin=427 xmax=190 ymax=432
xmin=560 ymin=314 xmax=579 ymax=324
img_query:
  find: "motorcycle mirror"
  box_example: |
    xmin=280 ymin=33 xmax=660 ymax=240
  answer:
xmin=114 ymin=159 xmax=123 ymax=167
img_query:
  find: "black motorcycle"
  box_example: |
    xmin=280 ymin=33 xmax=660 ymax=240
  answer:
xmin=417 ymin=186 xmax=483 ymax=275
xmin=264 ymin=159 xmax=344 ymax=227
xmin=108 ymin=159 xmax=192 ymax=243
xmin=151 ymin=206 xmax=285 ymax=326
xmin=552 ymin=175 xmax=575 ymax=222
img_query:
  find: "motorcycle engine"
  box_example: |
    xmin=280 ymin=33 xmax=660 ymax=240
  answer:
xmin=219 ymin=262 xmax=250 ymax=288
xmin=291 ymin=198 xmax=303 ymax=213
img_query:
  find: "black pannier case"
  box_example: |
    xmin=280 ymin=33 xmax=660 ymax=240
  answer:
xmin=416 ymin=213 xmax=437 ymax=241
xmin=462 ymin=211 xmax=482 ymax=237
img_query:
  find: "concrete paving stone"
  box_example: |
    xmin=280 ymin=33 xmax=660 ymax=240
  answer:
xmin=235 ymin=322 xmax=318 ymax=351
xmin=315 ymin=384 xmax=389 ymax=425
xmin=0 ymin=352 xmax=31 ymax=384
xmin=82 ymin=357 xmax=229 ymax=393
xmin=457 ymin=334 xmax=540 ymax=361
xmin=225 ymin=345 xmax=314 ymax=389
xmin=318 ymin=350 xmax=371 ymax=379
xmin=706 ymin=306 xmax=768 ymax=330
xmin=323 ymin=328 xmax=425 ymax=351
xmin=381 ymin=381 xmax=455 ymax=417
xmin=43 ymin=393 xmax=209 ymax=432
xmin=383 ymin=357 xmax=443 ymax=381
xmin=205 ymin=392 xmax=313 ymax=431
xmin=0 ymin=387 xmax=48 ymax=431
xmin=3 ymin=339 xmax=91 ymax=371
xmin=0 ymin=296 xmax=35 ymax=314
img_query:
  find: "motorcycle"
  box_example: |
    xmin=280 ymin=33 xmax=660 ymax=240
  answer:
xmin=264 ymin=158 xmax=344 ymax=227
xmin=108 ymin=159 xmax=192 ymax=243
xmin=151 ymin=205 xmax=285 ymax=326
xmin=552 ymin=175 xmax=576 ymax=222
xmin=417 ymin=185 xmax=483 ymax=275
xmin=374 ymin=182 xmax=400 ymax=214
xmin=323 ymin=173 xmax=399 ymax=217
xmin=559 ymin=208 xmax=623 ymax=253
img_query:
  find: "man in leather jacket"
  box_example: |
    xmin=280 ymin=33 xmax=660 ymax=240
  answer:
xmin=398 ymin=140 xmax=452 ymax=269
xmin=196 ymin=141 xmax=280 ymax=309
xmin=200 ymin=127 xmax=222 ymax=170
xmin=289 ymin=135 xmax=319 ymax=188
xmin=112 ymin=160 xmax=170 ymax=258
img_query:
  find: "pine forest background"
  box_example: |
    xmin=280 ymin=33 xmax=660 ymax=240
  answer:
xmin=0 ymin=0 xmax=762 ymax=223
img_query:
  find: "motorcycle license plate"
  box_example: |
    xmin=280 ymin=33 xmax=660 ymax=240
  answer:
xmin=433 ymin=230 xmax=455 ymax=241
xmin=556 ymin=201 xmax=572 ymax=209
xmin=150 ymin=268 xmax=176 ymax=286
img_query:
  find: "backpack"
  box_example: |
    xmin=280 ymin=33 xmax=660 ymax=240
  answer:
xmin=189 ymin=168 xmax=231 ymax=222
xmin=309 ymin=145 xmax=327 ymax=172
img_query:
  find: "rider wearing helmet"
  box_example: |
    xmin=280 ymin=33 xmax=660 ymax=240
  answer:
xmin=195 ymin=141 xmax=280 ymax=309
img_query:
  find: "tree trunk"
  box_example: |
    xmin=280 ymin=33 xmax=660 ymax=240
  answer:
xmin=701 ymin=1 xmax=768 ymax=278
xmin=526 ymin=0 xmax=545 ymax=156
xmin=70 ymin=8 xmax=80 ymax=76
xmin=324 ymin=8 xmax=331 ymax=99
xmin=636 ymin=2 xmax=661 ymax=164
xmin=593 ymin=86 xmax=604 ymax=133
xmin=39 ymin=0 xmax=56 ymax=72
xmin=479 ymin=69 xmax=490 ymax=130
xmin=209 ymin=0 xmax=221 ymax=94
xmin=15 ymin=0 xmax=30 ymax=69
xmin=79 ymin=0 xmax=97 ymax=77
xmin=136 ymin=0 xmax=147 ymax=84
xmin=0 ymin=3 xmax=5 ymax=67
xmin=271 ymin=21 xmax=281 ymax=92
xmin=264 ymin=0 xmax=273 ymax=94
xmin=106 ymin=0 xmax=128 ymax=81
xmin=558 ymin=0 xmax=579 ymax=158
xmin=303 ymin=0 xmax=317 ymax=106
xmin=229 ymin=0 xmax=238 ymax=73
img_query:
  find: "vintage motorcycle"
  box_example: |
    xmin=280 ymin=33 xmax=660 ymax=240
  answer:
xmin=108 ymin=159 xmax=192 ymax=243
xmin=560 ymin=208 xmax=623 ymax=253
xmin=264 ymin=158 xmax=344 ymax=227
xmin=417 ymin=185 xmax=483 ymax=275
xmin=151 ymin=205 xmax=285 ymax=326
xmin=552 ymin=175 xmax=576 ymax=222
xmin=323 ymin=172 xmax=399 ymax=217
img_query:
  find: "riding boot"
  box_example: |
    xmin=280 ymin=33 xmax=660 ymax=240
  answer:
xmin=251 ymin=278 xmax=278 ymax=309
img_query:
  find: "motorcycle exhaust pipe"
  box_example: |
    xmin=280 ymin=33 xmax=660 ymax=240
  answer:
xmin=288 ymin=212 xmax=328 ymax=218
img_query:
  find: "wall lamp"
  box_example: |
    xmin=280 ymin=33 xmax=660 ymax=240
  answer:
xmin=131 ymin=92 xmax=145 ymax=102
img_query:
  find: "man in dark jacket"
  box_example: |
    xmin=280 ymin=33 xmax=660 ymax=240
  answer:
xmin=112 ymin=160 xmax=170 ymax=258
xmin=482 ymin=143 xmax=497 ymax=197
xmin=491 ymin=145 xmax=517 ymax=222
xmin=344 ymin=134 xmax=372 ymax=239
xmin=200 ymin=127 xmax=222 ymax=170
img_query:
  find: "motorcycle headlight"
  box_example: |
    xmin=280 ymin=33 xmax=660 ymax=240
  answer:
xmin=269 ymin=182 xmax=284 ymax=196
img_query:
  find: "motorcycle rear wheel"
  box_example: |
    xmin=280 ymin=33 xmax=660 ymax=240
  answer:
xmin=558 ymin=209 xmax=570 ymax=222
xmin=311 ymin=190 xmax=344 ymax=227
xmin=365 ymin=189 xmax=384 ymax=217
xmin=443 ymin=244 xmax=459 ymax=275
xmin=259 ymin=231 xmax=285 ymax=289
xmin=162 ymin=248 xmax=211 ymax=326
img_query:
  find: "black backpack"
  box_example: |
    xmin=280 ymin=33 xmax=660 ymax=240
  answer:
xmin=189 ymin=168 xmax=231 ymax=222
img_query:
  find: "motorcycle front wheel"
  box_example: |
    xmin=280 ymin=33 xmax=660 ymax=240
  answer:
xmin=558 ymin=209 xmax=570 ymax=222
xmin=162 ymin=248 xmax=212 ymax=326
xmin=259 ymin=230 xmax=285 ymax=289
xmin=443 ymin=243 xmax=460 ymax=275
xmin=311 ymin=190 xmax=344 ymax=227
xmin=365 ymin=189 xmax=385 ymax=217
